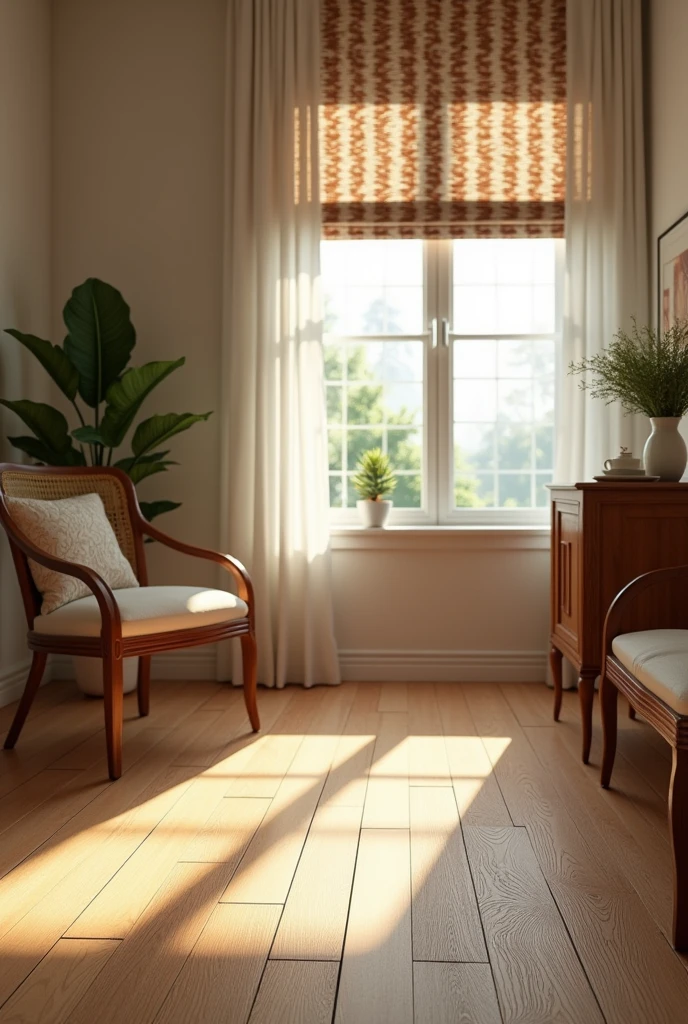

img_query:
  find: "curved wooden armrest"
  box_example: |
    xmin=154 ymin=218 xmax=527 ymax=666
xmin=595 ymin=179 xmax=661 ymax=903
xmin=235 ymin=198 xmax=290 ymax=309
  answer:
xmin=137 ymin=515 xmax=254 ymax=611
xmin=0 ymin=502 xmax=121 ymax=633
xmin=602 ymin=564 xmax=688 ymax=657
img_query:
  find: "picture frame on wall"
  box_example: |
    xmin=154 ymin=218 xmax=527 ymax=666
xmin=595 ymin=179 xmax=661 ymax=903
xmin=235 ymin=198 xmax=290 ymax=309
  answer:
xmin=658 ymin=209 xmax=688 ymax=330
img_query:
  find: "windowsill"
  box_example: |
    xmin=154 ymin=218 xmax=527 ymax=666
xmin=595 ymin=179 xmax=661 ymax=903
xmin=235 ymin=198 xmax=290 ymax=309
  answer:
xmin=330 ymin=524 xmax=551 ymax=551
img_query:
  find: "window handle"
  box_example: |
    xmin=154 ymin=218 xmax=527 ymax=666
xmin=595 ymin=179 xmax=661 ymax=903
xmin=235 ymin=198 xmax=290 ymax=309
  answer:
xmin=430 ymin=317 xmax=438 ymax=348
xmin=440 ymin=318 xmax=449 ymax=347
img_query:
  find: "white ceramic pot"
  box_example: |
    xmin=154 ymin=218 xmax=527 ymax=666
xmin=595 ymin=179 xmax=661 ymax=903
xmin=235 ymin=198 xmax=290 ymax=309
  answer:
xmin=73 ymin=656 xmax=139 ymax=697
xmin=356 ymin=499 xmax=392 ymax=528
xmin=643 ymin=417 xmax=687 ymax=481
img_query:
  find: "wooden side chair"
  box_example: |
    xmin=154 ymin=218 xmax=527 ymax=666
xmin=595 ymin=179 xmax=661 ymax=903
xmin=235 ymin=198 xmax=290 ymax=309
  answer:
xmin=0 ymin=464 xmax=259 ymax=780
xmin=599 ymin=565 xmax=688 ymax=951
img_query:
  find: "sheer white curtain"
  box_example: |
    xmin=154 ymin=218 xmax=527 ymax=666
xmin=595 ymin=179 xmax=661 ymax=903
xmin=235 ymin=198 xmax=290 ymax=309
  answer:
xmin=556 ymin=0 xmax=649 ymax=484
xmin=219 ymin=0 xmax=340 ymax=688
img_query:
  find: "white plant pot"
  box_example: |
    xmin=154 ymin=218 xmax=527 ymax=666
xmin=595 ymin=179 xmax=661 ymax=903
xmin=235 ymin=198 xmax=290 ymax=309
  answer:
xmin=643 ymin=417 xmax=687 ymax=481
xmin=356 ymin=499 xmax=392 ymax=528
xmin=73 ymin=656 xmax=139 ymax=697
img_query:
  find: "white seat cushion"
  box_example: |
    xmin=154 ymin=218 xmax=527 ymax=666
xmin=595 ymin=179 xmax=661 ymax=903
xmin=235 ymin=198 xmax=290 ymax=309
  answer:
xmin=33 ymin=586 xmax=249 ymax=638
xmin=612 ymin=629 xmax=688 ymax=715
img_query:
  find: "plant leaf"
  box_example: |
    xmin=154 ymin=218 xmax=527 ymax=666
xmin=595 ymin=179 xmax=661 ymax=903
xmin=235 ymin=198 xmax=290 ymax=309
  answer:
xmin=99 ymin=359 xmax=185 ymax=447
xmin=0 ymin=399 xmax=74 ymax=453
xmin=139 ymin=499 xmax=182 ymax=522
xmin=4 ymin=330 xmax=79 ymax=401
xmin=131 ymin=411 xmax=212 ymax=459
xmin=72 ymin=425 xmax=105 ymax=445
xmin=63 ymin=278 xmax=136 ymax=408
xmin=127 ymin=460 xmax=176 ymax=485
xmin=114 ymin=450 xmax=170 ymax=473
xmin=8 ymin=435 xmax=86 ymax=466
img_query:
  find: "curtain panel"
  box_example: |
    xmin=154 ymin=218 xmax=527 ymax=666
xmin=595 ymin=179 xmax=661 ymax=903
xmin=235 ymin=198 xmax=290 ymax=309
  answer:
xmin=556 ymin=0 xmax=648 ymax=484
xmin=321 ymin=0 xmax=567 ymax=239
xmin=220 ymin=0 xmax=340 ymax=688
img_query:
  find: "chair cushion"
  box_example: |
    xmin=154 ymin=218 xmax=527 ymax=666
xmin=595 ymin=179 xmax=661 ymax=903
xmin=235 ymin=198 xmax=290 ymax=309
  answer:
xmin=33 ymin=585 xmax=249 ymax=637
xmin=7 ymin=492 xmax=139 ymax=615
xmin=612 ymin=629 xmax=688 ymax=715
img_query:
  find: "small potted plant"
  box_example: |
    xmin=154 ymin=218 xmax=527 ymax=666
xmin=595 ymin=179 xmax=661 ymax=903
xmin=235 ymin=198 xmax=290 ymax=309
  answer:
xmin=352 ymin=447 xmax=396 ymax=528
xmin=569 ymin=318 xmax=688 ymax=481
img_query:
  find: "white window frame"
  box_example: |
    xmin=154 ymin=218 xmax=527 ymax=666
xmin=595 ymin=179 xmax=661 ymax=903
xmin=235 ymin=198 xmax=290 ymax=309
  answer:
xmin=325 ymin=238 xmax=564 ymax=528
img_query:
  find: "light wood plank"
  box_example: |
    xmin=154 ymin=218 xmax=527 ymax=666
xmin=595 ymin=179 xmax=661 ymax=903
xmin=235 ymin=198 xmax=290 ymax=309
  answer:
xmin=67 ymin=863 xmax=238 ymax=1024
xmin=181 ymin=797 xmax=270 ymax=862
xmin=407 ymin=684 xmax=451 ymax=787
xmin=435 ymin=683 xmax=512 ymax=827
xmin=465 ymin=826 xmax=602 ymax=1023
xmin=271 ymin=804 xmax=362 ymax=959
xmin=155 ymin=903 xmax=281 ymax=1024
xmin=465 ymin=683 xmax=688 ymax=1024
xmin=249 ymin=961 xmax=339 ymax=1024
xmin=378 ymin=682 xmax=408 ymax=712
xmin=0 ymin=938 xmax=118 ymax=1024
xmin=0 ymin=679 xmax=77 ymax=731
xmin=0 ymin=769 xmax=82 ymax=836
xmin=362 ymin=712 xmax=409 ymax=829
xmin=409 ymin=787 xmax=486 ymax=963
xmin=319 ymin=712 xmax=378 ymax=809
xmin=66 ymin=775 xmax=235 ymax=938
xmin=412 ymin=962 xmax=502 ymax=1024
xmin=335 ymin=829 xmax=413 ymax=1024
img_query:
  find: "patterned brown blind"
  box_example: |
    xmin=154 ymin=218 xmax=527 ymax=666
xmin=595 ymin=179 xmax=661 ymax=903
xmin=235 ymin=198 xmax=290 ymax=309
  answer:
xmin=320 ymin=0 xmax=566 ymax=239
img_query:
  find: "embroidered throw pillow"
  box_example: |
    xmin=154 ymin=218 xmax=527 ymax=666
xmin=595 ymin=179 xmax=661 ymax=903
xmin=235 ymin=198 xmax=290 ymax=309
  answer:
xmin=7 ymin=492 xmax=139 ymax=615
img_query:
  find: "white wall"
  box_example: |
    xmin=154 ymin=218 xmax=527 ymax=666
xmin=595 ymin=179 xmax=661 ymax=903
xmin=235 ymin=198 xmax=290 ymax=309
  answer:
xmin=0 ymin=0 xmax=52 ymax=704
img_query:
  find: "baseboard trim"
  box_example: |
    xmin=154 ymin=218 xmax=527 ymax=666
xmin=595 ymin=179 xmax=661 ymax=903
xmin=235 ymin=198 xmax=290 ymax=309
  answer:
xmin=339 ymin=648 xmax=547 ymax=682
xmin=49 ymin=648 xmax=218 ymax=683
xmin=0 ymin=659 xmax=32 ymax=707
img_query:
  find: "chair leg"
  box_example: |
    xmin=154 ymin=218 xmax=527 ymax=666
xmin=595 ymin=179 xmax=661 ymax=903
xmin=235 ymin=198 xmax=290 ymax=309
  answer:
xmin=137 ymin=656 xmax=151 ymax=717
xmin=578 ymin=671 xmax=596 ymax=764
xmin=600 ymin=667 xmax=618 ymax=789
xmin=103 ymin=655 xmax=124 ymax=780
xmin=240 ymin=632 xmax=260 ymax=732
xmin=550 ymin=645 xmax=563 ymax=721
xmin=670 ymin=746 xmax=688 ymax=951
xmin=3 ymin=652 xmax=48 ymax=749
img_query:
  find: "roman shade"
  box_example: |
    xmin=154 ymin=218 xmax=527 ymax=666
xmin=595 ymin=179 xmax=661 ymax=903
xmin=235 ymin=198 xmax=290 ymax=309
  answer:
xmin=321 ymin=0 xmax=567 ymax=239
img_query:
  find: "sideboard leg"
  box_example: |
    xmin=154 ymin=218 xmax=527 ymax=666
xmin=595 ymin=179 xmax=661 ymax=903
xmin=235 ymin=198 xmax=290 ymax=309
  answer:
xmin=578 ymin=671 xmax=597 ymax=764
xmin=550 ymin=645 xmax=564 ymax=721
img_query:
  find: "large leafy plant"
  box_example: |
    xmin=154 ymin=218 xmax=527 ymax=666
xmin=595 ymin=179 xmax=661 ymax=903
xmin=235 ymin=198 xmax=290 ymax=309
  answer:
xmin=1 ymin=278 xmax=211 ymax=522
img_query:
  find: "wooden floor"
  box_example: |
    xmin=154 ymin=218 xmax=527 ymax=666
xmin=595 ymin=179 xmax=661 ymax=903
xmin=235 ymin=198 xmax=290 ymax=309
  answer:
xmin=0 ymin=678 xmax=687 ymax=1024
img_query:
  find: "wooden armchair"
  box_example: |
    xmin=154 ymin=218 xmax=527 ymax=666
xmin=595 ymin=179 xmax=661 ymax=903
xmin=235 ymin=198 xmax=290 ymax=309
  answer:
xmin=600 ymin=565 xmax=688 ymax=950
xmin=0 ymin=464 xmax=259 ymax=780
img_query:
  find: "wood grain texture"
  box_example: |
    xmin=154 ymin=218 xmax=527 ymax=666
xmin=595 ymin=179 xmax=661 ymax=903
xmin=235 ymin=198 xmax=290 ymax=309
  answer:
xmin=248 ymin=961 xmax=339 ymax=1024
xmin=377 ymin=682 xmax=408 ymax=713
xmin=271 ymin=804 xmax=362 ymax=959
xmin=464 ymin=826 xmax=603 ymax=1023
xmin=435 ymin=683 xmax=511 ymax=827
xmin=67 ymin=863 xmax=237 ymax=1024
xmin=335 ymin=829 xmax=413 ymax=1024
xmin=465 ymin=683 xmax=688 ymax=1024
xmin=181 ymin=797 xmax=270 ymax=863
xmin=412 ymin=962 xmax=502 ymax=1024
xmin=0 ymin=938 xmax=119 ymax=1024
xmin=0 ymin=769 xmax=82 ymax=836
xmin=155 ymin=903 xmax=281 ymax=1024
xmin=319 ymin=713 xmax=378 ymax=808
xmin=407 ymin=684 xmax=451 ymax=786
xmin=410 ymin=787 xmax=486 ymax=963
xmin=362 ymin=712 xmax=409 ymax=829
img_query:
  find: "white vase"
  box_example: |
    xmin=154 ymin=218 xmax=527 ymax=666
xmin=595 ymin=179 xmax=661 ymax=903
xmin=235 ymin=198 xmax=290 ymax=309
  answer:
xmin=73 ymin=656 xmax=139 ymax=697
xmin=356 ymin=499 xmax=392 ymax=528
xmin=643 ymin=417 xmax=687 ymax=481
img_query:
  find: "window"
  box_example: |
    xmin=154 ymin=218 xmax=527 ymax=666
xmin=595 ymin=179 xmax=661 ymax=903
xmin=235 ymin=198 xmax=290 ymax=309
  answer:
xmin=323 ymin=237 xmax=563 ymax=525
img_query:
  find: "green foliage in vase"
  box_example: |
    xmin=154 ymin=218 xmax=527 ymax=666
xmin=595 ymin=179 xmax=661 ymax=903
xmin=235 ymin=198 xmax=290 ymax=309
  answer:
xmin=1 ymin=278 xmax=211 ymax=521
xmin=568 ymin=318 xmax=688 ymax=418
xmin=352 ymin=448 xmax=397 ymax=501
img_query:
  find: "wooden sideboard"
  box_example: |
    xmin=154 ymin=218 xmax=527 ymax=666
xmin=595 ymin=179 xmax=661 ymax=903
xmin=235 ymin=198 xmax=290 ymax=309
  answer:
xmin=549 ymin=482 xmax=688 ymax=762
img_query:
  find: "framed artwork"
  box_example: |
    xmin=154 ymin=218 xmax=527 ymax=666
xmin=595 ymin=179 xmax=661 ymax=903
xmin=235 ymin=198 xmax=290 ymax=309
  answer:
xmin=658 ymin=209 xmax=688 ymax=330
